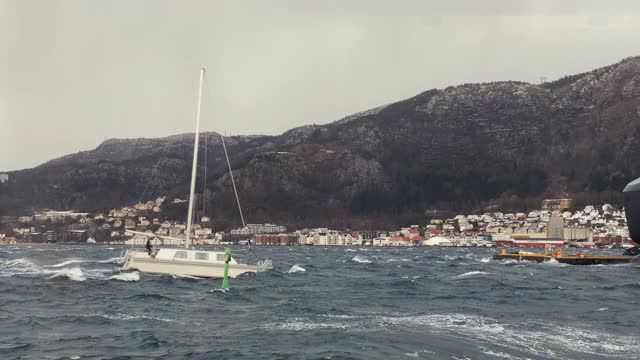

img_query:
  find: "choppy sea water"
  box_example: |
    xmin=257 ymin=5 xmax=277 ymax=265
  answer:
xmin=1 ymin=245 xmax=640 ymax=360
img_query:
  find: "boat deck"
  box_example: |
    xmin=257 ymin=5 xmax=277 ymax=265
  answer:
xmin=554 ymin=255 xmax=634 ymax=265
xmin=493 ymin=252 xmax=551 ymax=263
xmin=493 ymin=249 xmax=637 ymax=265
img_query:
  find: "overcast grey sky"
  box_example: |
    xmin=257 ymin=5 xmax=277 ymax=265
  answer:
xmin=2 ymin=1 xmax=640 ymax=171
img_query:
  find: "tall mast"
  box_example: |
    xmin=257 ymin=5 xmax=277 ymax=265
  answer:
xmin=185 ymin=68 xmax=205 ymax=249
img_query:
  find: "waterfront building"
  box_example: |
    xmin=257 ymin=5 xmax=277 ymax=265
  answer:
xmin=564 ymin=227 xmax=592 ymax=241
xmin=133 ymin=202 xmax=147 ymax=211
xmin=546 ymin=216 xmax=564 ymax=239
xmin=542 ymin=199 xmax=573 ymax=210
xmin=124 ymin=219 xmax=136 ymax=229
xmin=231 ymin=223 xmax=287 ymax=235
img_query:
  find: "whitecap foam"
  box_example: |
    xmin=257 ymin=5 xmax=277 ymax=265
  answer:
xmin=454 ymin=271 xmax=490 ymax=279
xmin=0 ymin=258 xmax=44 ymax=277
xmin=378 ymin=313 xmax=505 ymax=334
xmin=210 ymin=288 xmax=230 ymax=293
xmin=109 ymin=272 xmax=140 ymax=282
xmin=344 ymin=248 xmax=357 ymax=252
xmin=88 ymin=312 xmax=174 ymax=322
xmin=47 ymin=259 xmax=87 ymax=268
xmin=479 ymin=349 xmax=517 ymax=359
xmin=97 ymin=257 xmax=124 ymax=264
xmin=288 ymin=264 xmax=306 ymax=273
xmin=266 ymin=311 xmax=640 ymax=357
xmin=264 ymin=320 xmax=352 ymax=331
xmin=351 ymin=255 xmax=372 ymax=264
xmin=47 ymin=267 xmax=87 ymax=282
xmin=541 ymin=258 xmax=566 ymax=267
xmin=500 ymin=259 xmax=519 ymax=265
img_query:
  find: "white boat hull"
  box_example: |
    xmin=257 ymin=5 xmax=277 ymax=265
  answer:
xmin=122 ymin=248 xmax=269 ymax=278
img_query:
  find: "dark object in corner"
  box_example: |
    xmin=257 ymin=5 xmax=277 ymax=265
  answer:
xmin=623 ymin=246 xmax=640 ymax=256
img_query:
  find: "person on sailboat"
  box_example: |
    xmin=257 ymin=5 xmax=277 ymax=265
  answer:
xmin=146 ymin=238 xmax=153 ymax=256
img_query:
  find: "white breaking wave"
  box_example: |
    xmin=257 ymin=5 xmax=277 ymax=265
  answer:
xmin=454 ymin=271 xmax=490 ymax=279
xmin=97 ymin=257 xmax=124 ymax=264
xmin=263 ymin=319 xmax=352 ymax=331
xmin=288 ymin=264 xmax=306 ymax=273
xmin=109 ymin=272 xmax=140 ymax=282
xmin=541 ymin=258 xmax=567 ymax=267
xmin=87 ymin=312 xmax=174 ymax=322
xmin=0 ymin=258 xmax=130 ymax=282
xmin=0 ymin=258 xmax=43 ymax=276
xmin=47 ymin=267 xmax=87 ymax=282
xmin=344 ymin=248 xmax=357 ymax=252
xmin=47 ymin=259 xmax=88 ymax=268
xmin=351 ymin=255 xmax=372 ymax=264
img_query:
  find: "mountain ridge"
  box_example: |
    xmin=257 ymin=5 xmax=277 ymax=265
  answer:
xmin=3 ymin=56 xmax=640 ymax=229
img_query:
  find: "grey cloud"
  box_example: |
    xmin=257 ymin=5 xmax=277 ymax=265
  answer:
xmin=2 ymin=0 xmax=640 ymax=170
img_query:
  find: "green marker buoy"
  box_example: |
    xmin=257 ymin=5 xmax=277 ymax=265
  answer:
xmin=221 ymin=248 xmax=231 ymax=289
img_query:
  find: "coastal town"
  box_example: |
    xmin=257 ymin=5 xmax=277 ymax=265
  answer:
xmin=0 ymin=197 xmax=633 ymax=249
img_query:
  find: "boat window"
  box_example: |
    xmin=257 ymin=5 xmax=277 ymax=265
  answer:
xmin=195 ymin=252 xmax=209 ymax=261
xmin=216 ymin=254 xmax=225 ymax=262
xmin=174 ymin=251 xmax=188 ymax=260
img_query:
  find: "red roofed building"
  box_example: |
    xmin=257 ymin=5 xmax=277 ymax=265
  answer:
xmin=413 ymin=235 xmax=426 ymax=245
xmin=389 ymin=236 xmax=411 ymax=246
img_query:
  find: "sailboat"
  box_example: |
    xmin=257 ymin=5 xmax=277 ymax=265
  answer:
xmin=121 ymin=69 xmax=272 ymax=278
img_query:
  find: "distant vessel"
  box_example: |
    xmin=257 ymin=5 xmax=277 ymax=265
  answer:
xmin=493 ymin=249 xmax=636 ymax=265
xmin=122 ymin=69 xmax=272 ymax=278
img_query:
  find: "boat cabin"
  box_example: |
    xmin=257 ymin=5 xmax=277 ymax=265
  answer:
xmin=128 ymin=248 xmax=239 ymax=264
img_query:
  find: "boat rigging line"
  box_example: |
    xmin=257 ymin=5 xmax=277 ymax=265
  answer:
xmin=137 ymin=134 xmax=173 ymax=204
xmin=201 ymin=70 xmax=246 ymax=229
xmin=221 ymin=133 xmax=246 ymax=228
xmin=201 ymin=133 xmax=208 ymax=220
